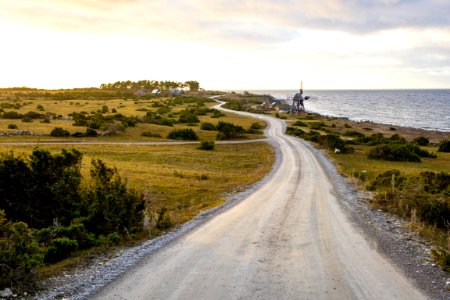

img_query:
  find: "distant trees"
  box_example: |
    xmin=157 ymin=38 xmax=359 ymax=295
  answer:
xmin=99 ymin=80 xmax=200 ymax=92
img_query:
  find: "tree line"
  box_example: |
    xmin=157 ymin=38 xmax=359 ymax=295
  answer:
xmin=99 ymin=80 xmax=200 ymax=92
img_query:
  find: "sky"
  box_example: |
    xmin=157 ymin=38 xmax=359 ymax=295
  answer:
xmin=0 ymin=0 xmax=449 ymax=90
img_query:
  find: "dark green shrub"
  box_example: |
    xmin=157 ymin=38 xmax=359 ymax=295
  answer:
xmin=71 ymin=131 xmax=85 ymax=137
xmin=85 ymin=128 xmax=98 ymax=137
xmin=7 ymin=124 xmax=17 ymax=129
xmin=200 ymin=122 xmax=216 ymax=131
xmin=107 ymin=232 xmax=122 ymax=245
xmin=438 ymin=140 xmax=450 ymax=152
xmin=368 ymin=144 xmax=421 ymax=162
xmin=44 ymin=237 xmax=78 ymax=263
xmin=2 ymin=111 xmax=21 ymax=119
xmin=388 ymin=134 xmax=407 ymax=144
xmin=36 ymin=104 xmax=44 ymax=111
xmin=211 ymin=109 xmax=225 ymax=118
xmin=342 ymin=131 xmax=365 ymax=138
xmin=167 ymin=128 xmax=198 ymax=140
xmin=420 ymin=171 xmax=450 ymax=194
xmin=367 ymin=169 xmax=406 ymax=191
xmin=293 ymin=120 xmax=307 ymax=127
xmin=0 ymin=214 xmax=44 ymax=288
xmin=308 ymin=121 xmax=324 ymax=130
xmin=319 ymin=134 xmax=354 ymax=154
xmin=156 ymin=207 xmax=173 ymax=230
xmin=141 ymin=131 xmax=162 ymax=138
xmin=50 ymin=127 xmax=70 ymax=137
xmin=178 ymin=109 xmax=199 ymax=123
xmin=250 ymin=122 xmax=263 ymax=130
xmin=216 ymin=121 xmax=244 ymax=140
xmin=198 ymin=141 xmax=215 ymax=150
xmin=413 ymin=136 xmax=429 ymax=146
xmin=83 ymin=160 xmax=145 ymax=235
xmin=286 ymin=127 xmax=305 ymax=137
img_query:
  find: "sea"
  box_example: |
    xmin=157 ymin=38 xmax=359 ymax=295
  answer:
xmin=249 ymin=89 xmax=450 ymax=132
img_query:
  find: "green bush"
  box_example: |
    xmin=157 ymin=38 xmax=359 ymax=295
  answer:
xmin=438 ymin=139 xmax=450 ymax=152
xmin=367 ymin=169 xmax=406 ymax=191
xmin=44 ymin=237 xmax=78 ymax=263
xmin=413 ymin=136 xmax=429 ymax=146
xmin=50 ymin=127 xmax=70 ymax=137
xmin=167 ymin=128 xmax=198 ymax=140
xmin=250 ymin=122 xmax=263 ymax=130
xmin=293 ymin=120 xmax=307 ymax=127
xmin=85 ymin=128 xmax=98 ymax=137
xmin=198 ymin=141 xmax=215 ymax=150
xmin=319 ymin=134 xmax=354 ymax=154
xmin=286 ymin=126 xmax=305 ymax=137
xmin=200 ymin=122 xmax=216 ymax=131
xmin=0 ymin=213 xmax=44 ymax=288
xmin=216 ymin=121 xmax=244 ymax=140
xmin=368 ymin=143 xmax=435 ymax=162
xmin=211 ymin=109 xmax=225 ymax=118
xmin=178 ymin=109 xmax=200 ymax=123
xmin=342 ymin=130 xmax=365 ymax=138
xmin=141 ymin=131 xmax=162 ymax=138
xmin=7 ymin=124 xmax=17 ymax=129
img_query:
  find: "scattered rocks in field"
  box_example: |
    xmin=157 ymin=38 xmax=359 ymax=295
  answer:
xmin=0 ymin=130 xmax=42 ymax=136
xmin=0 ymin=288 xmax=13 ymax=298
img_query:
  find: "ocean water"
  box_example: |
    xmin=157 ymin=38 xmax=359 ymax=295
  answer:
xmin=250 ymin=89 xmax=450 ymax=132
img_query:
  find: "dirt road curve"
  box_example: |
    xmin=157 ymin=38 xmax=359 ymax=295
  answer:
xmin=93 ymin=106 xmax=427 ymax=299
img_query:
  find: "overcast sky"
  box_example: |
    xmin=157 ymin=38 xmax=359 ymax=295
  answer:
xmin=0 ymin=0 xmax=449 ymax=90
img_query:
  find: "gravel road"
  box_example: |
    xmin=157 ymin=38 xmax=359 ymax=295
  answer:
xmin=89 ymin=105 xmax=431 ymax=299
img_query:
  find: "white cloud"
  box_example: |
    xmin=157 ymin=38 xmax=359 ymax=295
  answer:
xmin=0 ymin=0 xmax=449 ymax=89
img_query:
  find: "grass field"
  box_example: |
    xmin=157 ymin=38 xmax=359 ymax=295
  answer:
xmin=0 ymin=90 xmax=274 ymax=229
xmin=0 ymin=93 xmax=265 ymax=142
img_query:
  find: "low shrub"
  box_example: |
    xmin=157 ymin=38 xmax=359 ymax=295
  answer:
xmin=413 ymin=136 xmax=429 ymax=146
xmin=167 ymin=128 xmax=198 ymax=140
xmin=319 ymin=134 xmax=354 ymax=154
xmin=85 ymin=128 xmax=98 ymax=137
xmin=7 ymin=124 xmax=17 ymax=129
xmin=216 ymin=121 xmax=245 ymax=140
xmin=438 ymin=139 xmax=450 ymax=152
xmin=50 ymin=127 xmax=70 ymax=137
xmin=200 ymin=122 xmax=216 ymax=131
xmin=141 ymin=131 xmax=162 ymax=138
xmin=198 ymin=141 xmax=215 ymax=150
xmin=293 ymin=120 xmax=307 ymax=127
xmin=367 ymin=169 xmax=406 ymax=191
xmin=368 ymin=142 xmax=435 ymax=162
xmin=44 ymin=237 xmax=78 ymax=263
xmin=342 ymin=131 xmax=365 ymax=138
xmin=286 ymin=127 xmax=305 ymax=137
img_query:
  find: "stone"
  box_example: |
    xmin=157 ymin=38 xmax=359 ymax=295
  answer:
xmin=445 ymin=280 xmax=450 ymax=291
xmin=0 ymin=288 xmax=13 ymax=298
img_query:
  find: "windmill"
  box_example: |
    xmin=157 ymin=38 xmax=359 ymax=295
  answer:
xmin=290 ymin=81 xmax=311 ymax=114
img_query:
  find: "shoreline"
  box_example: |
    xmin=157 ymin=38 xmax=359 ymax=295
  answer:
xmin=301 ymin=110 xmax=450 ymax=143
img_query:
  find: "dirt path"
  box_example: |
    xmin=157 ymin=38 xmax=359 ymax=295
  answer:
xmin=92 ymin=106 xmax=427 ymax=299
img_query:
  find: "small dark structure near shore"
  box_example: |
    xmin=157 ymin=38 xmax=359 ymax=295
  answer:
xmin=291 ymin=81 xmax=310 ymax=114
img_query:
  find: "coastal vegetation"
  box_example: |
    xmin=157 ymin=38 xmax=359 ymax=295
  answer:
xmin=286 ymin=113 xmax=450 ymax=271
